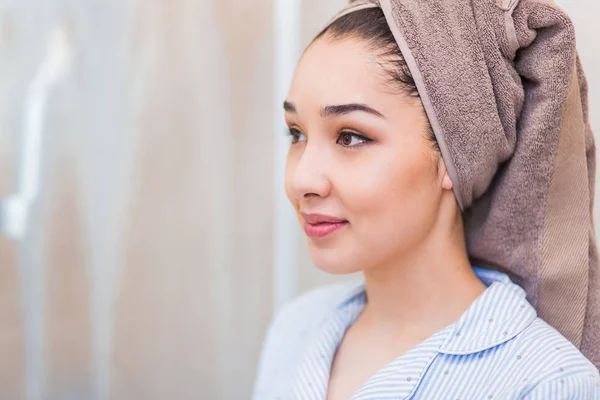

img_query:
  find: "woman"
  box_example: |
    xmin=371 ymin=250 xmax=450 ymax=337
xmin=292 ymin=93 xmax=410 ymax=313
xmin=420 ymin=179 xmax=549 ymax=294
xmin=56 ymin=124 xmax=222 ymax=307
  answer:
xmin=254 ymin=1 xmax=600 ymax=399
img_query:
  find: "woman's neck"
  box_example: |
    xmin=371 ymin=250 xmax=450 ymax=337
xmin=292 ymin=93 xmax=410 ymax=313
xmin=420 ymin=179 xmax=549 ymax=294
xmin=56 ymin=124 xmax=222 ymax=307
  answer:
xmin=358 ymin=213 xmax=486 ymax=341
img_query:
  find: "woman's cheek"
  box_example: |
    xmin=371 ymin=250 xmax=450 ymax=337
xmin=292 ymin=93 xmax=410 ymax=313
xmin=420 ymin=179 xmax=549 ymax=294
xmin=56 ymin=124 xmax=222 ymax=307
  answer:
xmin=349 ymin=159 xmax=405 ymax=211
xmin=349 ymin=156 xmax=431 ymax=237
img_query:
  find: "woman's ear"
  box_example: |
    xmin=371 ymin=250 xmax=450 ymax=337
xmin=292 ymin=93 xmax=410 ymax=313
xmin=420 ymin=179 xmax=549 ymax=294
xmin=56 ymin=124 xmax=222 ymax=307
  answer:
xmin=442 ymin=173 xmax=453 ymax=190
xmin=438 ymin=157 xmax=453 ymax=190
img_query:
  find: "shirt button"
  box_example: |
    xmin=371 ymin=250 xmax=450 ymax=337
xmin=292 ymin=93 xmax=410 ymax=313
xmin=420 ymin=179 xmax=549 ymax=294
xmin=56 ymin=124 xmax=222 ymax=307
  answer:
xmin=407 ymin=376 xmax=412 ymax=382
xmin=516 ymin=355 xmax=522 ymax=360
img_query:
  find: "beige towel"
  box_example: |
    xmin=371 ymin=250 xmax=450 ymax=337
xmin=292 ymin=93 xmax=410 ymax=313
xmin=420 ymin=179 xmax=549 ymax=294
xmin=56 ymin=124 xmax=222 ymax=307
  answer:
xmin=327 ymin=0 xmax=599 ymax=369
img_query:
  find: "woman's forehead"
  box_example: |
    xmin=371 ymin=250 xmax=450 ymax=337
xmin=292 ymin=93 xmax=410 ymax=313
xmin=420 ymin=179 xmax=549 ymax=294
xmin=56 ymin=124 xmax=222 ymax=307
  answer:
xmin=288 ymin=38 xmax=392 ymax=112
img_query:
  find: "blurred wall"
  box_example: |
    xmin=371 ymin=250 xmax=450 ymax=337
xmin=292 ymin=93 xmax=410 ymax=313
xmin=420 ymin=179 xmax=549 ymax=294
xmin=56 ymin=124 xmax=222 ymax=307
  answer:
xmin=0 ymin=0 xmax=277 ymax=399
xmin=0 ymin=0 xmax=598 ymax=400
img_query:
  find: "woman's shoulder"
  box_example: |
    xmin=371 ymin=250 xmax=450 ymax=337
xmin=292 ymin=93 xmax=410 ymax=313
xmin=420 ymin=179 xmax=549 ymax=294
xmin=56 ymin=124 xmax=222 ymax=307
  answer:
xmin=265 ymin=279 xmax=364 ymax=344
xmin=509 ymin=316 xmax=600 ymax=386
xmin=253 ymin=280 xmax=364 ymax=399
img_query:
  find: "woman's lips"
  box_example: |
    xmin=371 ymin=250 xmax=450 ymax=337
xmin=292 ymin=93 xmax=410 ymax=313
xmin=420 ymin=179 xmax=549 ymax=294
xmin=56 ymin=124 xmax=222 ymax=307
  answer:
xmin=301 ymin=212 xmax=349 ymax=238
xmin=303 ymin=221 xmax=348 ymax=238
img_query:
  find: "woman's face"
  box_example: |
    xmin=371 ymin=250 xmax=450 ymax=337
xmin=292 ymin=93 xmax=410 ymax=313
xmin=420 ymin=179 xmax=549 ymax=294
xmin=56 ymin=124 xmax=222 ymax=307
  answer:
xmin=284 ymin=36 xmax=448 ymax=275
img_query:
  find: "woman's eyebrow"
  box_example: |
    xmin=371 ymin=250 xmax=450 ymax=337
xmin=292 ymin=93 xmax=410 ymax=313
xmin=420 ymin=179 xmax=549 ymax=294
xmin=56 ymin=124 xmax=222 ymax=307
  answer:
xmin=283 ymin=101 xmax=385 ymax=119
xmin=283 ymin=100 xmax=297 ymax=113
xmin=321 ymin=103 xmax=385 ymax=119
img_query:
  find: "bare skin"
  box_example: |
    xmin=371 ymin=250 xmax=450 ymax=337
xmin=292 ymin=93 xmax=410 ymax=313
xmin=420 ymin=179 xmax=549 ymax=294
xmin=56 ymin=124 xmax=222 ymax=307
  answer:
xmin=284 ymin=35 xmax=487 ymax=400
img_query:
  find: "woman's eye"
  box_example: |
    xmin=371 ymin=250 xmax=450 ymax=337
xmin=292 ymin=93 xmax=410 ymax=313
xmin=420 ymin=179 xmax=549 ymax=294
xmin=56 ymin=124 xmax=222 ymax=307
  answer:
xmin=287 ymin=128 xmax=307 ymax=144
xmin=336 ymin=131 xmax=371 ymax=147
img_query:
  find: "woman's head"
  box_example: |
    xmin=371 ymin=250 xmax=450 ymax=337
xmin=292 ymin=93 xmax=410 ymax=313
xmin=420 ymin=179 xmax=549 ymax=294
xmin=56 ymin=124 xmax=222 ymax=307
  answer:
xmin=284 ymin=7 xmax=459 ymax=274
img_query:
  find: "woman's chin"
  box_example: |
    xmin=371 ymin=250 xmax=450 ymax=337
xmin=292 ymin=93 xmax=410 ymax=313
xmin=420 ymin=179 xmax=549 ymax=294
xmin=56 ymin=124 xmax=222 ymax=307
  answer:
xmin=308 ymin=248 xmax=364 ymax=275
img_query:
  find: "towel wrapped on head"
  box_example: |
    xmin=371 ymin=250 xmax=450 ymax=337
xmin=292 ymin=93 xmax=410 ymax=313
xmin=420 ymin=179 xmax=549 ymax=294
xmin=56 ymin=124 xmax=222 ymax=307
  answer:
xmin=327 ymin=0 xmax=599 ymax=369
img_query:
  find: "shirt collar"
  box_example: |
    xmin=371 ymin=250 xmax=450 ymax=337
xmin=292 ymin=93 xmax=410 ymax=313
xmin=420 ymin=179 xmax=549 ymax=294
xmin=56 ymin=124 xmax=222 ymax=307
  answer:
xmin=334 ymin=267 xmax=537 ymax=355
xmin=439 ymin=267 xmax=537 ymax=354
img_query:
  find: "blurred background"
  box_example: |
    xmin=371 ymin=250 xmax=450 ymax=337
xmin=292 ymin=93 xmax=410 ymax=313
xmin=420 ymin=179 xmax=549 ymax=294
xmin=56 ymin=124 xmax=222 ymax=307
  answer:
xmin=0 ymin=0 xmax=598 ymax=399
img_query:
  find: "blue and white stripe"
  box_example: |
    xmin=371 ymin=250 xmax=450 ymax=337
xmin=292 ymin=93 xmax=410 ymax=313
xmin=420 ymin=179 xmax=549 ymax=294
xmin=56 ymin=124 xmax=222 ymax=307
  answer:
xmin=253 ymin=268 xmax=600 ymax=399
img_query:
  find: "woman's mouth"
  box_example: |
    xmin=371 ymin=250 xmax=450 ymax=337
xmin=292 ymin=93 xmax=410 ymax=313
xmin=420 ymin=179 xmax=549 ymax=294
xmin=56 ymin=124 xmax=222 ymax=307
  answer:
xmin=301 ymin=213 xmax=349 ymax=238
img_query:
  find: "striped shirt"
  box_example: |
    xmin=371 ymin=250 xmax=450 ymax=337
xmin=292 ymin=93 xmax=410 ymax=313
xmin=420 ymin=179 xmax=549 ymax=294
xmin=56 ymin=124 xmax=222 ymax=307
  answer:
xmin=253 ymin=267 xmax=600 ymax=399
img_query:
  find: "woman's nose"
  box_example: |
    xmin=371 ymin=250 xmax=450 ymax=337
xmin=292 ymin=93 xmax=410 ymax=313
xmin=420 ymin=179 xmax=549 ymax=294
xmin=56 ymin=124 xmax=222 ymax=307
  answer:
xmin=289 ymin=143 xmax=331 ymax=201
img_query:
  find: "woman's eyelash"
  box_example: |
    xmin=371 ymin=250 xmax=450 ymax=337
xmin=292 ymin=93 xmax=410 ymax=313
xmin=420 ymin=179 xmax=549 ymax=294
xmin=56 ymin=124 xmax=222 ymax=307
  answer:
xmin=336 ymin=131 xmax=373 ymax=147
xmin=285 ymin=128 xmax=373 ymax=147
xmin=286 ymin=127 xmax=297 ymax=137
xmin=286 ymin=128 xmax=305 ymax=143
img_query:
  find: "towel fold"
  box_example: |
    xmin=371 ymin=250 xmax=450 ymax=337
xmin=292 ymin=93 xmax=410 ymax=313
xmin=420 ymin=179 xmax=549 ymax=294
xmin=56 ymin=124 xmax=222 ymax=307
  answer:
xmin=327 ymin=0 xmax=599 ymax=369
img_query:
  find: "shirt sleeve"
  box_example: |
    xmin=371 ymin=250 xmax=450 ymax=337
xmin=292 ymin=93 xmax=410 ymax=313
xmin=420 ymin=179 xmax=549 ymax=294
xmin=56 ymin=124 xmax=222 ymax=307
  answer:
xmin=523 ymin=373 xmax=600 ymax=399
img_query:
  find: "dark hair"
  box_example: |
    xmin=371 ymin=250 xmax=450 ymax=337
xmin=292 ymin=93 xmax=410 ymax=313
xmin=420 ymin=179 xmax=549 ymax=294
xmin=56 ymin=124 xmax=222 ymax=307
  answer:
xmin=312 ymin=7 xmax=440 ymax=154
